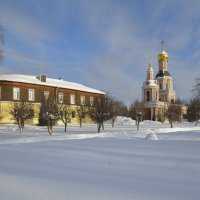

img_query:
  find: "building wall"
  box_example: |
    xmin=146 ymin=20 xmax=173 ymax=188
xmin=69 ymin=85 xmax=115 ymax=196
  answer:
xmin=0 ymin=81 xmax=103 ymax=124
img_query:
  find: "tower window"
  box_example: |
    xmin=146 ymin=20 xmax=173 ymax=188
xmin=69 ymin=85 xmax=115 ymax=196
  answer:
xmin=146 ymin=91 xmax=150 ymax=101
xmin=159 ymin=84 xmax=162 ymax=89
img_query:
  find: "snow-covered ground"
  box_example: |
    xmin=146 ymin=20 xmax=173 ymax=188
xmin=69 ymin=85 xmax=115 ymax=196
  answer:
xmin=1 ymin=117 xmax=200 ymax=200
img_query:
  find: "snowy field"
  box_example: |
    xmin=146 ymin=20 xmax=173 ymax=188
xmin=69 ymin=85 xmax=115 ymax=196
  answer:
xmin=1 ymin=117 xmax=200 ymax=200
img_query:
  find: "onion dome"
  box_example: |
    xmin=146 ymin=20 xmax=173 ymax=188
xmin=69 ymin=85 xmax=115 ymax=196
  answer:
xmin=158 ymin=49 xmax=168 ymax=61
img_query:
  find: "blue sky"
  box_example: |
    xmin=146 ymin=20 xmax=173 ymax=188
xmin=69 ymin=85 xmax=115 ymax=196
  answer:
xmin=0 ymin=0 xmax=199 ymax=105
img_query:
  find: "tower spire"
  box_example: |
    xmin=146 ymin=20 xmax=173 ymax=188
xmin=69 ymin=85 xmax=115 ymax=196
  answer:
xmin=147 ymin=58 xmax=154 ymax=81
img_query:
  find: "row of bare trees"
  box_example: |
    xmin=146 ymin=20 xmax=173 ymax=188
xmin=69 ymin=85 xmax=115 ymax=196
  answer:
xmin=187 ymin=77 xmax=200 ymax=125
xmin=8 ymin=94 xmax=129 ymax=135
xmin=7 ymin=92 xmax=195 ymax=134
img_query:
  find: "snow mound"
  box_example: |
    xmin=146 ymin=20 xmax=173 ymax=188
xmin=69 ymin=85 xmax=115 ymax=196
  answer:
xmin=145 ymin=129 xmax=158 ymax=140
xmin=115 ymin=116 xmax=135 ymax=126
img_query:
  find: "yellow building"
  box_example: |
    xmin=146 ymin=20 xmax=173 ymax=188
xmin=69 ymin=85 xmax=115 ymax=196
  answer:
xmin=0 ymin=74 xmax=105 ymax=124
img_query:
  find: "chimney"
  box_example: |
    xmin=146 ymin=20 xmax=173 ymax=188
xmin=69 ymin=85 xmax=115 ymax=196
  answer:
xmin=37 ymin=74 xmax=47 ymax=82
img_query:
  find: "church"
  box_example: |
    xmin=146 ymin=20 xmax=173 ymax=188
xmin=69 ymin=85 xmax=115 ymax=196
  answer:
xmin=142 ymin=43 xmax=186 ymax=121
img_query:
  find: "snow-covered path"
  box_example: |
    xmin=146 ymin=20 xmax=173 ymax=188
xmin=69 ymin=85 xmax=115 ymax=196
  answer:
xmin=0 ymin=120 xmax=200 ymax=200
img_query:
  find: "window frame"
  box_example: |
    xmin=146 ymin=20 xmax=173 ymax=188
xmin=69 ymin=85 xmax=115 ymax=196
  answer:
xmin=80 ymin=96 xmax=85 ymax=106
xmin=13 ymin=87 xmax=20 ymax=100
xmin=44 ymin=91 xmax=49 ymax=100
xmin=70 ymin=94 xmax=76 ymax=105
xmin=58 ymin=93 xmax=64 ymax=104
xmin=28 ymin=89 xmax=35 ymax=101
xmin=90 ymin=96 xmax=94 ymax=106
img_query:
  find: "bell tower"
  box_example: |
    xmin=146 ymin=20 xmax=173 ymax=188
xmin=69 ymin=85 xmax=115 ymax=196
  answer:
xmin=155 ymin=41 xmax=176 ymax=103
xmin=142 ymin=61 xmax=159 ymax=102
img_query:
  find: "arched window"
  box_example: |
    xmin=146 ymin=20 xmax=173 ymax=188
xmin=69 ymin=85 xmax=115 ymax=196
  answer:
xmin=146 ymin=91 xmax=150 ymax=101
xmin=166 ymin=83 xmax=168 ymax=90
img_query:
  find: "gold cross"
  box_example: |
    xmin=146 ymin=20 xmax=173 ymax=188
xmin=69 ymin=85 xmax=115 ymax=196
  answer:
xmin=161 ymin=40 xmax=165 ymax=49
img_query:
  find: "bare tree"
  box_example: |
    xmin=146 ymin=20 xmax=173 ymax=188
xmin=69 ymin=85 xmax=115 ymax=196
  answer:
xmin=193 ymin=77 xmax=200 ymax=99
xmin=0 ymin=24 xmax=4 ymax=63
xmin=129 ymin=100 xmax=145 ymax=130
xmin=109 ymin=99 xmax=128 ymax=127
xmin=187 ymin=98 xmax=200 ymax=126
xmin=166 ymin=104 xmax=181 ymax=128
xmin=10 ymin=102 xmax=34 ymax=133
xmin=76 ymin=105 xmax=87 ymax=128
xmin=39 ymin=98 xmax=60 ymax=135
xmin=89 ymin=96 xmax=110 ymax=133
xmin=59 ymin=104 xmax=72 ymax=132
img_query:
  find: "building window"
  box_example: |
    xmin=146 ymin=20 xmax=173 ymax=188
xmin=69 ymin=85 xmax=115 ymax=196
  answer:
xmin=159 ymin=84 xmax=162 ymax=89
xmin=28 ymin=89 xmax=35 ymax=101
xmin=0 ymin=86 xmax=1 ymax=100
xmin=58 ymin=93 xmax=63 ymax=103
xmin=90 ymin=97 xmax=94 ymax=106
xmin=80 ymin=96 xmax=85 ymax=105
xmin=70 ymin=94 xmax=75 ymax=105
xmin=44 ymin=91 xmax=49 ymax=100
xmin=146 ymin=91 xmax=150 ymax=101
xmin=13 ymin=88 xmax=20 ymax=100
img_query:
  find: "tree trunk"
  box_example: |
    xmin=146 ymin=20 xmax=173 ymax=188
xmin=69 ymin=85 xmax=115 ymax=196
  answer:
xmin=136 ymin=121 xmax=139 ymax=130
xmin=17 ymin=119 xmax=23 ymax=133
xmin=112 ymin=118 xmax=114 ymax=128
xmin=64 ymin=123 xmax=67 ymax=132
xmin=80 ymin=118 xmax=82 ymax=128
xmin=170 ymin=121 xmax=173 ymax=128
xmin=47 ymin=120 xmax=53 ymax=135
xmin=19 ymin=124 xmax=23 ymax=133
xmin=98 ymin=123 xmax=101 ymax=133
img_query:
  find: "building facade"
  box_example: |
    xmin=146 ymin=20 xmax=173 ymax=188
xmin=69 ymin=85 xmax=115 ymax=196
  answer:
xmin=142 ymin=46 xmax=186 ymax=121
xmin=0 ymin=74 xmax=105 ymax=124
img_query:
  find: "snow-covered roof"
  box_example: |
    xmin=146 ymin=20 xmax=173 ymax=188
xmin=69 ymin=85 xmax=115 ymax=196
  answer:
xmin=0 ymin=74 xmax=105 ymax=94
xmin=143 ymin=80 xmax=158 ymax=88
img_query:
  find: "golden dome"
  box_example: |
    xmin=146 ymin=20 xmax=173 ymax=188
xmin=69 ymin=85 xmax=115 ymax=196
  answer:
xmin=158 ymin=49 xmax=168 ymax=61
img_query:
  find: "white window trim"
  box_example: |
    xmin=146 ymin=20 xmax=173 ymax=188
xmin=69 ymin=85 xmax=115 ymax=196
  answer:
xmin=28 ymin=89 xmax=35 ymax=101
xmin=58 ymin=93 xmax=64 ymax=103
xmin=13 ymin=87 xmax=20 ymax=100
xmin=44 ymin=91 xmax=49 ymax=100
xmin=70 ymin=94 xmax=75 ymax=105
xmin=80 ymin=96 xmax=85 ymax=106
xmin=90 ymin=97 xmax=94 ymax=106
